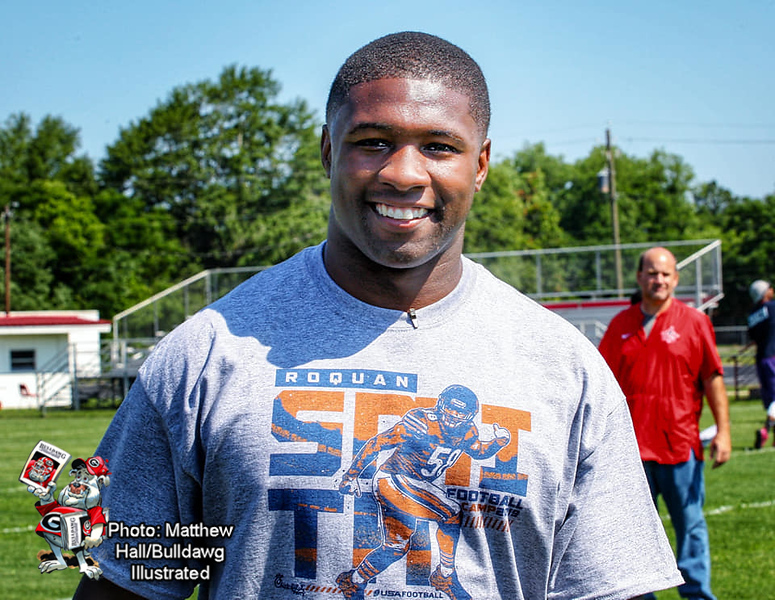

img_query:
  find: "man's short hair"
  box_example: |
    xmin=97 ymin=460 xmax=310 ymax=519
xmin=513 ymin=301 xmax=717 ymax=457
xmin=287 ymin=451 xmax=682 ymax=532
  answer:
xmin=326 ymin=31 xmax=490 ymax=137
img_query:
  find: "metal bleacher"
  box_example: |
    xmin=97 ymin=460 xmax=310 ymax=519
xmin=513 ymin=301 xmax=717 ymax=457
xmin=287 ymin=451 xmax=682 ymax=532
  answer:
xmin=467 ymin=239 xmax=723 ymax=345
xmin=108 ymin=240 xmax=723 ymax=377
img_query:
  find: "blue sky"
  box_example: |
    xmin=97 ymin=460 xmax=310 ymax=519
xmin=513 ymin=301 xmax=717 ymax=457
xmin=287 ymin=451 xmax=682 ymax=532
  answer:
xmin=2 ymin=0 xmax=773 ymax=198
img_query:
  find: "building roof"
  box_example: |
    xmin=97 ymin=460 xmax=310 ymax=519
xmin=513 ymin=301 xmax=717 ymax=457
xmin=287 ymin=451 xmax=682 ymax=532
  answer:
xmin=0 ymin=315 xmax=111 ymax=327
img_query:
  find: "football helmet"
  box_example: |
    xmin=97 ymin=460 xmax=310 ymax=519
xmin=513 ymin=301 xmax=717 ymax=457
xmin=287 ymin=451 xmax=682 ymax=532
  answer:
xmin=435 ymin=384 xmax=479 ymax=430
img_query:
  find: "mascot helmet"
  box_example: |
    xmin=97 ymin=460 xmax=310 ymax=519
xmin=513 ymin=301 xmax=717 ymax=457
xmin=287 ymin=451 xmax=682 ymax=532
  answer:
xmin=72 ymin=456 xmax=111 ymax=477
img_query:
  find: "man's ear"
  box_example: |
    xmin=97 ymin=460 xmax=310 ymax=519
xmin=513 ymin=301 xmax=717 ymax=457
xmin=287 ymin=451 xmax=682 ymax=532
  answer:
xmin=474 ymin=138 xmax=491 ymax=192
xmin=320 ymin=125 xmax=332 ymax=178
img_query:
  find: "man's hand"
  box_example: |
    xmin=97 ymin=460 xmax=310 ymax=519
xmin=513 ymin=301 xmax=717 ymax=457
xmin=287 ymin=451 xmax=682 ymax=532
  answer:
xmin=493 ymin=423 xmax=511 ymax=445
xmin=704 ymin=373 xmax=731 ymax=469
xmin=710 ymin=429 xmax=731 ymax=469
xmin=335 ymin=469 xmax=362 ymax=497
xmin=339 ymin=476 xmax=361 ymax=497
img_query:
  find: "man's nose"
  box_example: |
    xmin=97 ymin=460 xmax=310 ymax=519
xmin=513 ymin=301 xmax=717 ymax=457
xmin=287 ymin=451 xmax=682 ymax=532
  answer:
xmin=377 ymin=145 xmax=431 ymax=191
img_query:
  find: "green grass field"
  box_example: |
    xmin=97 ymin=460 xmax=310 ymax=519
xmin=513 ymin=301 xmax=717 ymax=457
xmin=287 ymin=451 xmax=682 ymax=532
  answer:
xmin=0 ymin=400 xmax=772 ymax=600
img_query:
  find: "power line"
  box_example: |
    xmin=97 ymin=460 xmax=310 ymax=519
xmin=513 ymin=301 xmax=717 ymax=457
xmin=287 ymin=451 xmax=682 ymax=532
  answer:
xmin=615 ymin=120 xmax=775 ymax=129
xmin=497 ymin=137 xmax=599 ymax=147
xmin=623 ymin=137 xmax=775 ymax=145
xmin=499 ymin=135 xmax=775 ymax=148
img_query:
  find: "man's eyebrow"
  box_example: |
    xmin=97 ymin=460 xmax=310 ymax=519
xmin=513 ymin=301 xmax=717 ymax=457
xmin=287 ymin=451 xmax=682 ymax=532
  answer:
xmin=346 ymin=122 xmax=394 ymax=135
xmin=427 ymin=129 xmax=466 ymax=144
xmin=345 ymin=122 xmax=466 ymax=143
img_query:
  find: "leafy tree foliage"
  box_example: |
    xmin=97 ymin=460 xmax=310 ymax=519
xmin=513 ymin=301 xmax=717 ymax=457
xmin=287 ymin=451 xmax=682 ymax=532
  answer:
xmin=2 ymin=70 xmax=773 ymax=328
xmin=0 ymin=114 xmax=101 ymax=310
xmin=714 ymin=193 xmax=775 ymax=323
xmin=85 ymin=188 xmax=189 ymax=313
xmin=0 ymin=113 xmax=96 ymax=195
xmin=0 ymin=66 xmax=330 ymax=317
xmin=466 ymin=157 xmax=566 ymax=253
xmin=100 ymin=65 xmax=329 ymax=269
xmin=694 ymin=180 xmax=737 ymax=220
xmin=511 ymin=142 xmax=576 ymax=218
xmin=548 ymin=147 xmax=705 ymax=245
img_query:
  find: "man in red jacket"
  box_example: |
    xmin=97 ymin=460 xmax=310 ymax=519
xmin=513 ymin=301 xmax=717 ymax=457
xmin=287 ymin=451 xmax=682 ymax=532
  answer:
xmin=599 ymin=246 xmax=731 ymax=600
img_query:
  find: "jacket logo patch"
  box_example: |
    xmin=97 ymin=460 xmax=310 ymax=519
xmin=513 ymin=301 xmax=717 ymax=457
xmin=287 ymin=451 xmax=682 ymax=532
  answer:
xmin=661 ymin=325 xmax=681 ymax=345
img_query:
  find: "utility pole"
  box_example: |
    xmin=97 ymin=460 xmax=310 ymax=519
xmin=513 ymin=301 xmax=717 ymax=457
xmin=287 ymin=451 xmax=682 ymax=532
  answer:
xmin=4 ymin=203 xmax=11 ymax=315
xmin=606 ymin=128 xmax=623 ymax=296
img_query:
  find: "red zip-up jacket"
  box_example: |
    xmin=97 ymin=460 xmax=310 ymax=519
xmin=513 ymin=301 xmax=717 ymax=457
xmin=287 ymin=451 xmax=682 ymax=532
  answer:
xmin=599 ymin=299 xmax=722 ymax=464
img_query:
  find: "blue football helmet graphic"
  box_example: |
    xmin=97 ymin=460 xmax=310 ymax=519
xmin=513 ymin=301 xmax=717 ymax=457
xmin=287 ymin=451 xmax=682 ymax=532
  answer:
xmin=435 ymin=384 xmax=479 ymax=430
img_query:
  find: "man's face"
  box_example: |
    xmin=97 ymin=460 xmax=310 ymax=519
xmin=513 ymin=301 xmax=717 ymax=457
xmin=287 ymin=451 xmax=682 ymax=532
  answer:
xmin=637 ymin=249 xmax=679 ymax=305
xmin=321 ymin=78 xmax=490 ymax=270
xmin=438 ymin=402 xmax=473 ymax=431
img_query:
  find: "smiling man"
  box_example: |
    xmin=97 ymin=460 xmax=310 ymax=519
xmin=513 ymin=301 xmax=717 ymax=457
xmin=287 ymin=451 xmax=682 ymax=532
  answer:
xmin=74 ymin=33 xmax=682 ymax=599
xmin=599 ymin=246 xmax=731 ymax=600
xmin=321 ymin=44 xmax=491 ymax=310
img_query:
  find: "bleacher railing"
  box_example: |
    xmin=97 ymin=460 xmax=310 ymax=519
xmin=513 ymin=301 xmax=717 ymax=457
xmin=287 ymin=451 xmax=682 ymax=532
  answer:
xmin=110 ymin=239 xmax=722 ymax=365
xmin=467 ymin=239 xmax=723 ymax=347
xmin=113 ymin=266 xmax=269 ymax=341
xmin=466 ymin=239 xmax=722 ymax=307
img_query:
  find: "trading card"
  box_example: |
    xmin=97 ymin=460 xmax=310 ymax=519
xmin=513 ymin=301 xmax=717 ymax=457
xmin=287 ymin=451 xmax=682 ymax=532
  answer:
xmin=19 ymin=441 xmax=71 ymax=495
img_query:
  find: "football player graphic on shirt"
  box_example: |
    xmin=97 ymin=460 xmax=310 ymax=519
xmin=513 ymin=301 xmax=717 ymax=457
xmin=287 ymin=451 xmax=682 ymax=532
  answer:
xmin=336 ymin=384 xmax=511 ymax=600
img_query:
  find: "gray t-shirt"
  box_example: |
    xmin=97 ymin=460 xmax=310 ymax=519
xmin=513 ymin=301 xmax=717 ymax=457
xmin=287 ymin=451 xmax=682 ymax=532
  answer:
xmin=91 ymin=243 xmax=682 ymax=599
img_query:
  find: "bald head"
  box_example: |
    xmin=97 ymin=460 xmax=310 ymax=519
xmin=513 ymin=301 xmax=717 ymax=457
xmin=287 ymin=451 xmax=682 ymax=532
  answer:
xmin=636 ymin=247 xmax=679 ymax=315
xmin=637 ymin=247 xmax=676 ymax=273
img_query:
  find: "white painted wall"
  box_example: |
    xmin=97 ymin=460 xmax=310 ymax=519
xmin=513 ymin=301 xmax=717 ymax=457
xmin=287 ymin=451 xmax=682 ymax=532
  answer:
xmin=0 ymin=312 xmax=111 ymax=410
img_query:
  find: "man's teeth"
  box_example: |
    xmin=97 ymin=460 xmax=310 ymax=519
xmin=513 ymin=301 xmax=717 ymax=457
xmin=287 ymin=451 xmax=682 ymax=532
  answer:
xmin=376 ymin=204 xmax=428 ymax=220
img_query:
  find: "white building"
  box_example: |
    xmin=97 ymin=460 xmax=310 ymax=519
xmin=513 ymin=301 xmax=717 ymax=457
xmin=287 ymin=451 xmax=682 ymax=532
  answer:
xmin=0 ymin=311 xmax=111 ymax=409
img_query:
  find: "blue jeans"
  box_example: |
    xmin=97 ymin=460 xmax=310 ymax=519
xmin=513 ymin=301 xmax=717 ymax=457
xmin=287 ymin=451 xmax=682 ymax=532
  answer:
xmin=641 ymin=452 xmax=716 ymax=600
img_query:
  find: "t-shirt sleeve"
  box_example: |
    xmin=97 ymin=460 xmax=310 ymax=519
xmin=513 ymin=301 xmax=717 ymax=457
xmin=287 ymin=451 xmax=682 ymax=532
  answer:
xmin=597 ymin=314 xmax=624 ymax=377
xmin=89 ymin=380 xmax=202 ymax=600
xmin=548 ymin=370 xmax=684 ymax=599
xmin=597 ymin=327 xmax=617 ymax=372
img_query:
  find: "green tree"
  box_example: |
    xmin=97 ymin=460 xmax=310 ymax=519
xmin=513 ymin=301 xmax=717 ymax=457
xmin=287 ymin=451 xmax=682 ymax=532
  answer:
xmin=693 ymin=180 xmax=737 ymax=221
xmin=100 ymin=65 xmax=329 ymax=269
xmin=0 ymin=112 xmax=187 ymax=316
xmin=620 ymin=150 xmax=700 ymax=242
xmin=511 ymin=142 xmax=576 ymax=218
xmin=553 ymin=147 xmax=705 ymax=245
xmin=715 ymin=194 xmax=775 ymax=323
xmin=78 ymin=187 xmax=192 ymax=315
xmin=30 ymin=181 xmax=105 ymax=283
xmin=0 ymin=113 xmax=97 ymax=198
xmin=464 ymin=159 xmax=568 ymax=293
xmin=0 ymin=114 xmax=103 ymax=311
xmin=466 ymin=160 xmax=566 ymax=253
xmin=5 ymin=221 xmax=57 ymax=311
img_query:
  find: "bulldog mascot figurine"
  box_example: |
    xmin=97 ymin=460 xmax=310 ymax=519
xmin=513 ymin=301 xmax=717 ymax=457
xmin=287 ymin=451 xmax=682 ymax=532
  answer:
xmin=29 ymin=456 xmax=111 ymax=579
